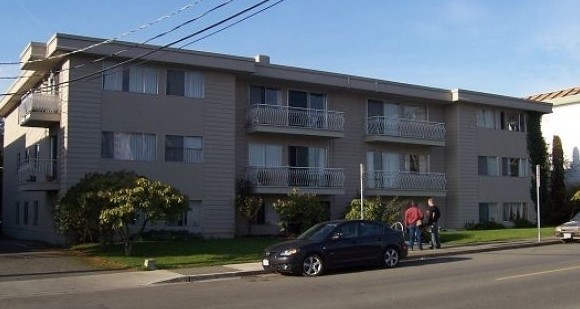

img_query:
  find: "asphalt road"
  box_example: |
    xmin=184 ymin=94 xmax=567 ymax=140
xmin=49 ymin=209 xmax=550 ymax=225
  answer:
xmin=2 ymin=244 xmax=579 ymax=309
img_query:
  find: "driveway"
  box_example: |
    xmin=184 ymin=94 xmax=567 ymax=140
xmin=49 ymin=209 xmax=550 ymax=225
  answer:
xmin=0 ymin=237 xmax=103 ymax=281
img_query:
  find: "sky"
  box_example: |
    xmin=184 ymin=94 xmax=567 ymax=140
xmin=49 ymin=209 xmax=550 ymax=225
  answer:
xmin=1 ymin=0 xmax=580 ymax=97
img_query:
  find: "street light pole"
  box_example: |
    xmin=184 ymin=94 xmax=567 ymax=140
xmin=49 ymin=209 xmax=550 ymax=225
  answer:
xmin=536 ymin=164 xmax=541 ymax=242
xmin=360 ymin=163 xmax=364 ymax=220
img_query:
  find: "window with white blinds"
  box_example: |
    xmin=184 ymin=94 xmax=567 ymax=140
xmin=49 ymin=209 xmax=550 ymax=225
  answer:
xmin=101 ymin=132 xmax=157 ymax=161
xmin=166 ymin=70 xmax=205 ymax=98
xmin=165 ymin=135 xmax=203 ymax=163
xmin=103 ymin=64 xmax=158 ymax=94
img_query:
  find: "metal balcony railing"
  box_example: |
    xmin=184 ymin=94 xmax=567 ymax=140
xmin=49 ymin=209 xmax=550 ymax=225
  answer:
xmin=247 ymin=104 xmax=345 ymax=132
xmin=246 ymin=166 xmax=345 ymax=188
xmin=366 ymin=116 xmax=445 ymax=141
xmin=18 ymin=91 xmax=60 ymax=124
xmin=17 ymin=158 xmax=58 ymax=185
xmin=366 ymin=170 xmax=446 ymax=191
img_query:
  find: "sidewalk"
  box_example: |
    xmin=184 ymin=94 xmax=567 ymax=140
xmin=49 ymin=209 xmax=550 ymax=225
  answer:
xmin=0 ymin=238 xmax=562 ymax=299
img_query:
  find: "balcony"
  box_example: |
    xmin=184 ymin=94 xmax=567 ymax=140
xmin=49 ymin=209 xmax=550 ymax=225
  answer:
xmin=17 ymin=158 xmax=59 ymax=191
xmin=18 ymin=92 xmax=60 ymax=127
xmin=246 ymin=105 xmax=345 ymax=138
xmin=365 ymin=116 xmax=446 ymax=146
xmin=365 ymin=170 xmax=446 ymax=197
xmin=246 ymin=166 xmax=345 ymax=195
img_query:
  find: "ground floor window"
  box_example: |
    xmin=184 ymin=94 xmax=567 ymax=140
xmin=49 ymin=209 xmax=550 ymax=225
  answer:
xmin=502 ymin=202 xmax=528 ymax=221
xmin=33 ymin=200 xmax=39 ymax=226
xmin=15 ymin=202 xmax=20 ymax=224
xmin=479 ymin=203 xmax=499 ymax=222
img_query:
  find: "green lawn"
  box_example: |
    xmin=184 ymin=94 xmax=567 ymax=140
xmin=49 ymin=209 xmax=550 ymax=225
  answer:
xmin=73 ymin=227 xmax=556 ymax=270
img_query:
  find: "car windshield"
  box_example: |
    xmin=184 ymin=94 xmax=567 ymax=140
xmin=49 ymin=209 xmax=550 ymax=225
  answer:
xmin=572 ymin=212 xmax=580 ymax=222
xmin=297 ymin=222 xmax=338 ymax=241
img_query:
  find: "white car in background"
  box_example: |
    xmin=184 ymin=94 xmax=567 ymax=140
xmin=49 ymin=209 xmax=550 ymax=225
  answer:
xmin=555 ymin=212 xmax=580 ymax=242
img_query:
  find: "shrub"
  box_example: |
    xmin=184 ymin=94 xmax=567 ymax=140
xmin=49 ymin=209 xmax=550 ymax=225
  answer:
xmin=273 ymin=188 xmax=328 ymax=237
xmin=512 ymin=219 xmax=536 ymax=228
xmin=464 ymin=221 xmax=506 ymax=230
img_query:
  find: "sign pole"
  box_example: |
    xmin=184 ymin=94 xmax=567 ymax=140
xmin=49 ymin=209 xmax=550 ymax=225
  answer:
xmin=536 ymin=164 xmax=541 ymax=242
xmin=360 ymin=164 xmax=364 ymax=220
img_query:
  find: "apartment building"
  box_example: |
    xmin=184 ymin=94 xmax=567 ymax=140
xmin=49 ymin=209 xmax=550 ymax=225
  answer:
xmin=528 ymin=88 xmax=580 ymax=187
xmin=0 ymin=33 xmax=552 ymax=244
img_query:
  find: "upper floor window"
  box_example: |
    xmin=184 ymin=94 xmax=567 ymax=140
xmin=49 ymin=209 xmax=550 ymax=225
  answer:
xmin=101 ymin=131 xmax=156 ymax=161
xmin=477 ymin=109 xmax=496 ymax=129
xmin=166 ymin=70 xmax=204 ymax=98
xmin=103 ymin=65 xmax=158 ymax=94
xmin=501 ymin=157 xmax=528 ymax=177
xmin=250 ymin=86 xmax=280 ymax=105
xmin=500 ymin=111 xmax=526 ymax=132
xmin=478 ymin=156 xmax=499 ymax=176
xmin=248 ymin=143 xmax=282 ymax=167
xmin=165 ymin=135 xmax=203 ymax=163
xmin=288 ymin=90 xmax=326 ymax=110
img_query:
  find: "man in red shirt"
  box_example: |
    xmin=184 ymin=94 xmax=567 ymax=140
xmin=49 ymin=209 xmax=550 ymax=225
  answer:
xmin=404 ymin=201 xmax=424 ymax=250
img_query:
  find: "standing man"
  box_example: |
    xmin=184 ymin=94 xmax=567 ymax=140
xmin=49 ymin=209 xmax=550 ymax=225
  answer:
xmin=404 ymin=201 xmax=424 ymax=251
xmin=426 ymin=197 xmax=441 ymax=249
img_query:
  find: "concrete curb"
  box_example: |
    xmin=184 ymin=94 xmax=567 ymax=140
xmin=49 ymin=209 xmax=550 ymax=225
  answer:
xmin=154 ymin=240 xmax=562 ymax=284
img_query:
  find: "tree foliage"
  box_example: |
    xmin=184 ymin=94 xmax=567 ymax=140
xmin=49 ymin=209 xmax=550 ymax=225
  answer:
xmin=526 ymin=112 xmax=550 ymax=222
xmin=344 ymin=196 xmax=402 ymax=223
xmin=101 ymin=177 xmax=189 ymax=256
xmin=273 ymin=188 xmax=328 ymax=237
xmin=55 ymin=171 xmax=188 ymax=256
xmin=550 ymin=136 xmax=568 ymax=224
xmin=235 ymin=179 xmax=263 ymax=235
xmin=54 ymin=171 xmax=136 ymax=243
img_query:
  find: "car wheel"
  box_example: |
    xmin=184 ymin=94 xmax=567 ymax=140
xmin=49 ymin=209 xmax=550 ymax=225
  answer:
xmin=302 ymin=254 xmax=324 ymax=277
xmin=383 ymin=247 xmax=400 ymax=268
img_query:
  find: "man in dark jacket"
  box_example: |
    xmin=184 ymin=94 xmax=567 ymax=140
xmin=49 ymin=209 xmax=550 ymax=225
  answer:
xmin=426 ymin=197 xmax=441 ymax=249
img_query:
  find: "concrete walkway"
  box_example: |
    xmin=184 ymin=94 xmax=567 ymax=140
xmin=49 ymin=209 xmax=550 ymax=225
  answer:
xmin=0 ymin=238 xmax=562 ymax=299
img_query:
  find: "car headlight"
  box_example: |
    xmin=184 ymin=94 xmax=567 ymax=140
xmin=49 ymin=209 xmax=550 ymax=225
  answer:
xmin=280 ymin=248 xmax=299 ymax=256
xmin=555 ymin=226 xmax=562 ymax=232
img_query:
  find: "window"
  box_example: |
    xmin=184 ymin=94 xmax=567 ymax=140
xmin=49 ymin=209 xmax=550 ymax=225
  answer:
xmin=248 ymin=144 xmax=282 ymax=167
xmin=251 ymin=201 xmax=266 ymax=225
xmin=101 ymin=132 xmax=156 ymax=161
xmin=15 ymin=202 xmax=19 ymax=224
xmin=33 ymin=201 xmax=39 ymax=226
xmin=503 ymin=202 xmax=528 ymax=221
xmin=359 ymin=221 xmax=382 ymax=237
xmin=405 ymin=154 xmax=428 ymax=173
xmin=500 ymin=111 xmax=526 ymax=132
xmin=166 ymin=211 xmax=188 ymax=227
xmin=477 ymin=109 xmax=496 ymax=129
xmin=288 ymin=90 xmax=326 ymax=110
xmin=479 ymin=203 xmax=499 ymax=222
xmin=165 ymin=135 xmax=203 ymax=163
xmin=478 ymin=156 xmax=499 ymax=176
xmin=401 ymin=104 xmax=426 ymax=121
xmin=190 ymin=201 xmax=201 ymax=227
xmin=250 ymin=86 xmax=280 ymax=105
xmin=23 ymin=202 xmax=29 ymax=225
xmin=501 ymin=158 xmax=528 ymax=177
xmin=166 ymin=70 xmax=204 ymax=98
xmin=337 ymin=222 xmax=358 ymax=239
xmin=103 ymin=64 xmax=158 ymax=94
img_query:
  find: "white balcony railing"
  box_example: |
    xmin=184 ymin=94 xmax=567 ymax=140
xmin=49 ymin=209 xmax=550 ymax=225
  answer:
xmin=246 ymin=166 xmax=345 ymax=189
xmin=367 ymin=116 xmax=446 ymax=141
xmin=18 ymin=91 xmax=60 ymax=124
xmin=247 ymin=104 xmax=345 ymax=132
xmin=17 ymin=158 xmax=58 ymax=185
xmin=366 ymin=170 xmax=446 ymax=191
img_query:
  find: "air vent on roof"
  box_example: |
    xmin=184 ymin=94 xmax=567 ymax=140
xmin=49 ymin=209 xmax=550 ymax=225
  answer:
xmin=255 ymin=54 xmax=270 ymax=64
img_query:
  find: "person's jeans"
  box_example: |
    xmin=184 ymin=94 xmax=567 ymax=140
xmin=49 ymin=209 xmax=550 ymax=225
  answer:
xmin=408 ymin=224 xmax=422 ymax=250
xmin=430 ymin=222 xmax=441 ymax=248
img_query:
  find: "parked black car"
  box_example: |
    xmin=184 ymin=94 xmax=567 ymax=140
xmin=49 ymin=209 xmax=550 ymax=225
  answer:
xmin=262 ymin=220 xmax=408 ymax=276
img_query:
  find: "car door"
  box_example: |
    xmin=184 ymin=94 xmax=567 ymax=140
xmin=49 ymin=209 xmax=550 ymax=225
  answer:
xmin=357 ymin=221 xmax=385 ymax=263
xmin=323 ymin=221 xmax=360 ymax=267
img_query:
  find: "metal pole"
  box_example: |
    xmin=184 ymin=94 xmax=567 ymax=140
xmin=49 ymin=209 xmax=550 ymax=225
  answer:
xmin=536 ymin=164 xmax=541 ymax=242
xmin=360 ymin=163 xmax=364 ymax=220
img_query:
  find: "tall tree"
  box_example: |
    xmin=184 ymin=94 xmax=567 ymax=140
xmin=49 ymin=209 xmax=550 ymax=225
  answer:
xmin=527 ymin=112 xmax=550 ymax=223
xmin=550 ymin=136 xmax=567 ymax=224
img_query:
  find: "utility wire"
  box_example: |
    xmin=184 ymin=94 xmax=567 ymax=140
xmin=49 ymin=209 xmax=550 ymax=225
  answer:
xmin=0 ymin=0 xmax=235 ymax=81
xmin=1 ymin=0 xmax=281 ymax=97
xmin=0 ymin=1 xmax=204 ymax=66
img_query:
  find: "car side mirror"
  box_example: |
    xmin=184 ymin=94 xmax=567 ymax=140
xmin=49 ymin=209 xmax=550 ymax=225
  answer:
xmin=331 ymin=232 xmax=342 ymax=240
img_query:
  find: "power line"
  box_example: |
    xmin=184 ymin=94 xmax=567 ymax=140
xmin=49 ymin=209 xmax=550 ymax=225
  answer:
xmin=0 ymin=0 xmax=235 ymax=81
xmin=0 ymin=0 xmax=204 ymax=66
xmin=1 ymin=0 xmax=282 ymax=97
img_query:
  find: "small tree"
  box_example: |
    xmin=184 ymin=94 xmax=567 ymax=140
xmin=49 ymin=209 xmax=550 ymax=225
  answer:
xmin=235 ymin=179 xmax=263 ymax=235
xmin=54 ymin=171 xmax=136 ymax=244
xmin=550 ymin=136 xmax=568 ymax=224
xmin=344 ymin=196 xmax=401 ymax=223
xmin=101 ymin=177 xmax=189 ymax=256
xmin=273 ymin=188 xmax=328 ymax=237
xmin=527 ymin=112 xmax=550 ymax=222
